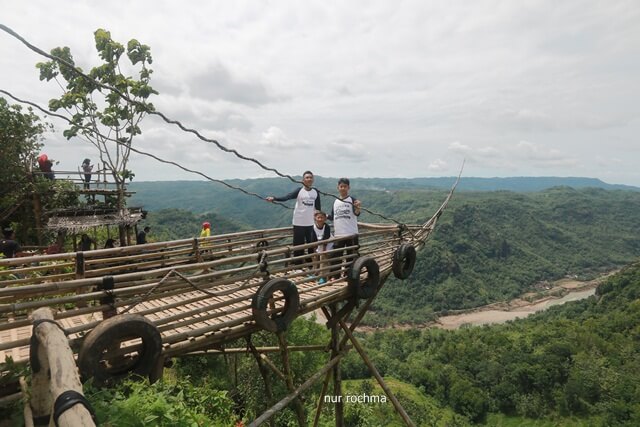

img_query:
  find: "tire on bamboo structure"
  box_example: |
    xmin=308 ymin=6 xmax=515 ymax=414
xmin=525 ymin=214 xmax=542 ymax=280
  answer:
xmin=392 ymin=243 xmax=417 ymax=280
xmin=347 ymin=256 xmax=380 ymax=299
xmin=252 ymin=278 xmax=299 ymax=333
xmin=78 ymin=314 xmax=162 ymax=387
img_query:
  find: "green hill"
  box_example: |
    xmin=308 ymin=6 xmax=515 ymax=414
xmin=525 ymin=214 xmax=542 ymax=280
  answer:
xmin=368 ymin=187 xmax=640 ymax=324
xmin=129 ymin=180 xmax=640 ymax=325
xmin=344 ymin=261 xmax=640 ymax=424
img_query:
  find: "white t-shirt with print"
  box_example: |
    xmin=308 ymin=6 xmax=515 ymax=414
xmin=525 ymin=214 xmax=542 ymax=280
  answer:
xmin=313 ymin=225 xmax=334 ymax=252
xmin=332 ymin=196 xmax=358 ymax=236
xmin=292 ymin=188 xmax=319 ymax=226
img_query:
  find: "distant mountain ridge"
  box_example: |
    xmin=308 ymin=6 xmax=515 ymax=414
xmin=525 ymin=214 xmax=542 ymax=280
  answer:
xmin=351 ymin=176 xmax=639 ymax=192
xmin=132 ymin=176 xmax=638 ymax=198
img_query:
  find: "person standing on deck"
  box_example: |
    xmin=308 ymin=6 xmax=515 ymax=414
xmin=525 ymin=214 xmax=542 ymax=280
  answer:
xmin=136 ymin=226 xmax=150 ymax=245
xmin=266 ymin=171 xmax=321 ymax=267
xmin=81 ymin=158 xmax=93 ymax=189
xmin=328 ymin=177 xmax=361 ymax=279
xmin=200 ymin=222 xmax=211 ymax=238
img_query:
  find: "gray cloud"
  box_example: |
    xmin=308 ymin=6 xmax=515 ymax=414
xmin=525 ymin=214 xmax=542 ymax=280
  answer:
xmin=324 ymin=138 xmax=369 ymax=163
xmin=189 ymin=63 xmax=281 ymax=106
xmin=2 ymin=1 xmax=639 ymax=185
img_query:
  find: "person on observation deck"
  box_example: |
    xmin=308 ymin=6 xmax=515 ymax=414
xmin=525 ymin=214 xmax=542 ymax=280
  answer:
xmin=200 ymin=221 xmax=211 ymax=238
xmin=265 ymin=170 xmax=321 ymax=267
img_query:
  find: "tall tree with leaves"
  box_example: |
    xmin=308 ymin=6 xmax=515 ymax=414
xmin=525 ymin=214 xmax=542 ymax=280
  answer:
xmin=37 ymin=29 xmax=157 ymax=244
xmin=0 ymin=97 xmax=53 ymax=243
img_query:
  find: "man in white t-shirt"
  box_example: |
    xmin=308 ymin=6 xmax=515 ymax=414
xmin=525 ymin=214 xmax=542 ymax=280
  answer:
xmin=266 ymin=171 xmax=321 ymax=266
xmin=328 ymin=177 xmax=361 ymax=279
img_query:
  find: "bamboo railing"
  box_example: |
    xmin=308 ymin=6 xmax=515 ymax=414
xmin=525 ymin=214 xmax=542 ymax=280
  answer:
xmin=1 ymin=222 xmax=423 ymax=364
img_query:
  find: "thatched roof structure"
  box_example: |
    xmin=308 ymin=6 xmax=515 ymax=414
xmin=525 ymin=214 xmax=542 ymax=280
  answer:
xmin=45 ymin=207 xmax=145 ymax=233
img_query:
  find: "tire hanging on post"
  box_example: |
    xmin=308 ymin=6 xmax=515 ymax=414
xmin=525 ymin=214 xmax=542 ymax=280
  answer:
xmin=252 ymin=278 xmax=300 ymax=333
xmin=78 ymin=314 xmax=162 ymax=387
xmin=392 ymin=243 xmax=416 ymax=280
xmin=347 ymin=256 xmax=380 ymax=299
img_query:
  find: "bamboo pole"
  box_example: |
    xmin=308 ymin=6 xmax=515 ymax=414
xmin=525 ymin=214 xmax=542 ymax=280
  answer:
xmin=30 ymin=308 xmax=95 ymax=427
xmin=330 ymin=304 xmax=344 ymax=427
xmin=182 ymin=344 xmax=330 ymax=355
xmin=276 ymin=332 xmax=307 ymax=427
xmin=248 ymin=351 xmax=345 ymax=427
xmin=338 ymin=318 xmax=415 ymax=427
xmin=247 ymin=340 xmax=276 ymax=427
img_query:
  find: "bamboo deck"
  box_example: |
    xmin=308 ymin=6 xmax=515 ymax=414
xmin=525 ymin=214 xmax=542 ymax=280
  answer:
xmin=1 ymin=223 xmax=424 ymax=365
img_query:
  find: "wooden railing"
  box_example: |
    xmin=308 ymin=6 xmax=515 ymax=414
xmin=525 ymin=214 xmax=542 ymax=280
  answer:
xmin=1 ymin=223 xmax=417 ymax=364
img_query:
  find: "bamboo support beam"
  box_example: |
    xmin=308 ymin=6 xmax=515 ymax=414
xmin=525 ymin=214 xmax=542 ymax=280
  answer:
xmin=277 ymin=332 xmax=307 ymax=427
xmin=182 ymin=344 xmax=333 ymax=355
xmin=248 ymin=351 xmax=346 ymax=427
xmin=338 ymin=318 xmax=415 ymax=427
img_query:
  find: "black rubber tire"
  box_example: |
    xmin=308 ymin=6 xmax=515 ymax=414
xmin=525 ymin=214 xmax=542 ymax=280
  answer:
xmin=392 ymin=243 xmax=417 ymax=280
xmin=348 ymin=257 xmax=380 ymax=299
xmin=252 ymin=278 xmax=299 ymax=333
xmin=78 ymin=314 xmax=162 ymax=386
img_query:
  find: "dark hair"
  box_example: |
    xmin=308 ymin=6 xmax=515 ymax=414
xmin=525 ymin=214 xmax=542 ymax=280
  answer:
xmin=104 ymin=238 xmax=116 ymax=248
xmin=315 ymin=210 xmax=327 ymax=217
xmin=2 ymin=228 xmax=13 ymax=239
xmin=144 ymin=226 xmax=151 ymax=232
xmin=338 ymin=177 xmax=350 ymax=186
xmin=303 ymin=171 xmax=313 ymax=178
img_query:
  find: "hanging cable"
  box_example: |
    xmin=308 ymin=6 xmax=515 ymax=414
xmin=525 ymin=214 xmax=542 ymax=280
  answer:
xmin=0 ymin=23 xmax=439 ymax=225
xmin=0 ymin=89 xmax=292 ymax=210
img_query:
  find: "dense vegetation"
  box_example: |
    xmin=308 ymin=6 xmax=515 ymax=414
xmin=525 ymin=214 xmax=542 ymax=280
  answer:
xmin=341 ymin=261 xmax=640 ymax=425
xmin=5 ymin=262 xmax=634 ymax=426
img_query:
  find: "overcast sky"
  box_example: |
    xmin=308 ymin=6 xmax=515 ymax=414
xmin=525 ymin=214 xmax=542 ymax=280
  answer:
xmin=2 ymin=1 xmax=639 ymax=186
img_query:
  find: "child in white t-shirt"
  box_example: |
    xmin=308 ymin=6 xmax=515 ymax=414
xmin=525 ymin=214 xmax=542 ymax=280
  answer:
xmin=312 ymin=211 xmax=332 ymax=284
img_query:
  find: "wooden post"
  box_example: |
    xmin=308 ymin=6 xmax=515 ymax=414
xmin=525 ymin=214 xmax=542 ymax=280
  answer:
xmin=98 ymin=275 xmax=117 ymax=319
xmin=248 ymin=352 xmax=344 ymax=427
xmin=32 ymin=191 xmax=43 ymax=247
xmin=193 ymin=238 xmax=202 ymax=263
xmin=30 ymin=308 xmax=95 ymax=427
xmin=338 ymin=319 xmax=415 ymax=427
xmin=277 ymin=332 xmax=307 ymax=427
xmin=312 ymin=369 xmax=333 ymax=427
xmin=330 ymin=305 xmax=344 ymax=427
xmin=75 ymin=252 xmax=85 ymax=279
xmin=75 ymin=252 xmax=87 ymax=308
xmin=247 ymin=340 xmax=275 ymax=427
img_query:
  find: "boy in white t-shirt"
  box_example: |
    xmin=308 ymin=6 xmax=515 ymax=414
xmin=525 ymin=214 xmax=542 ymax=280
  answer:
xmin=328 ymin=177 xmax=361 ymax=279
xmin=312 ymin=211 xmax=332 ymax=284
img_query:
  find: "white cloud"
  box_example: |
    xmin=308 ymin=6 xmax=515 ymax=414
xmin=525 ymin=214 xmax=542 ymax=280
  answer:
xmin=1 ymin=0 xmax=639 ymax=185
xmin=428 ymin=158 xmax=447 ymax=172
xmin=259 ymin=126 xmax=310 ymax=149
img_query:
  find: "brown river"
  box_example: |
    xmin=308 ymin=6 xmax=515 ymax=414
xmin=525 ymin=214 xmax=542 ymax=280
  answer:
xmin=435 ymin=287 xmax=597 ymax=330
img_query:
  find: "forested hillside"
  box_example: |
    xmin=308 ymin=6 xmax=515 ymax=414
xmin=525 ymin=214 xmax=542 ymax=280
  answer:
xmin=342 ymin=261 xmax=640 ymax=425
xmin=369 ymin=187 xmax=640 ymax=324
xmin=130 ymin=180 xmax=640 ymax=325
